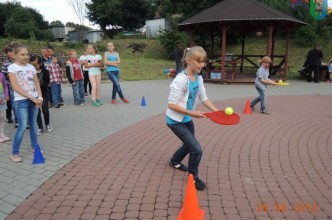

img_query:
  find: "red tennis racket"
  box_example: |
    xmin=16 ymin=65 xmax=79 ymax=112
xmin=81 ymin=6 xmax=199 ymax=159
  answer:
xmin=204 ymin=110 xmax=240 ymax=125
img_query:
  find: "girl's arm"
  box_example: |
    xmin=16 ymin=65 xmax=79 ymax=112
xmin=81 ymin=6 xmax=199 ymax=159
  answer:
xmin=103 ymin=52 xmax=120 ymax=66
xmin=168 ymin=103 xmax=207 ymax=118
xmin=202 ymin=99 xmax=218 ymax=112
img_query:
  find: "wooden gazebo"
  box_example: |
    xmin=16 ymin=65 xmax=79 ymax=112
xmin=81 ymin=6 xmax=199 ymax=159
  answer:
xmin=178 ymin=0 xmax=307 ymax=83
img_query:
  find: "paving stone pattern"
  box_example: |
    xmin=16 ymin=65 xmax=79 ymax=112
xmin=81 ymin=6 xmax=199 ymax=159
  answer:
xmin=1 ymin=80 xmax=332 ymax=220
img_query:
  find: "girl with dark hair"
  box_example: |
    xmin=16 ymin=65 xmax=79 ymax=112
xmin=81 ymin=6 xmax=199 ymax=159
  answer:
xmin=30 ymin=55 xmax=53 ymax=135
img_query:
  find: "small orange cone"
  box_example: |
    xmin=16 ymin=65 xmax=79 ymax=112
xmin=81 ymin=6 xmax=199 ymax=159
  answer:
xmin=243 ymin=99 xmax=252 ymax=114
xmin=177 ymin=174 xmax=204 ymax=220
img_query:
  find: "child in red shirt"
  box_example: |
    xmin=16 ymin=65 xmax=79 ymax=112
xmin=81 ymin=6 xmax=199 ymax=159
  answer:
xmin=66 ymin=49 xmax=85 ymax=105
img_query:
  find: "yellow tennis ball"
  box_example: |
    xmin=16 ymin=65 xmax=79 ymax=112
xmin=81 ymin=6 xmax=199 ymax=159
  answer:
xmin=225 ymin=107 xmax=233 ymax=116
xmin=278 ymin=80 xmax=282 ymax=83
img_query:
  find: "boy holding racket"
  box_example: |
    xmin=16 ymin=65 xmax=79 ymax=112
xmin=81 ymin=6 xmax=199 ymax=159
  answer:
xmin=250 ymin=56 xmax=277 ymax=115
xmin=166 ymin=46 xmax=218 ymax=191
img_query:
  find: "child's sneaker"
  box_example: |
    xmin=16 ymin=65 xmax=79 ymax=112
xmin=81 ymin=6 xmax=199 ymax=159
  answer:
xmin=37 ymin=129 xmax=43 ymax=136
xmin=11 ymin=154 xmax=22 ymax=163
xmin=122 ymin=98 xmax=129 ymax=103
xmin=261 ymin=110 xmax=271 ymax=115
xmin=169 ymin=160 xmax=188 ymax=172
xmin=54 ymin=104 xmax=62 ymax=109
xmin=92 ymin=101 xmax=100 ymax=107
xmin=46 ymin=125 xmax=54 ymax=132
xmin=111 ymin=99 xmax=117 ymax=104
xmin=250 ymin=104 xmax=255 ymax=111
xmin=194 ymin=177 xmax=207 ymax=191
xmin=96 ymin=99 xmax=103 ymax=105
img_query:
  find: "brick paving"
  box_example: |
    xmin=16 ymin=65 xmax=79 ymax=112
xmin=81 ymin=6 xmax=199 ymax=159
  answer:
xmin=1 ymin=80 xmax=332 ymax=220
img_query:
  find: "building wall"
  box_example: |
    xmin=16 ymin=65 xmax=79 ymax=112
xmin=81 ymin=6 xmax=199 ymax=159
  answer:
xmin=145 ymin=18 xmax=169 ymax=38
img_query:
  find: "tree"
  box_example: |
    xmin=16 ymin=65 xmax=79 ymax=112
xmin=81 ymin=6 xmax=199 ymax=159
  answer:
xmin=50 ymin=20 xmax=64 ymax=26
xmin=67 ymin=0 xmax=87 ymax=42
xmin=0 ymin=1 xmax=22 ymax=36
xmin=4 ymin=7 xmax=37 ymax=39
xmin=86 ymin=0 xmax=122 ymax=38
xmin=86 ymin=0 xmax=156 ymax=38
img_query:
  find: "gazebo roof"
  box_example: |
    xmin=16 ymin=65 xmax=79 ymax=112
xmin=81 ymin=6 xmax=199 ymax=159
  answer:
xmin=178 ymin=0 xmax=307 ymax=33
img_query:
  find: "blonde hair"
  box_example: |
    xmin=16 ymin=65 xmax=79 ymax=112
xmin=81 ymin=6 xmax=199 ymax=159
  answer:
xmin=13 ymin=44 xmax=28 ymax=54
xmin=181 ymin=46 xmax=207 ymax=68
xmin=88 ymin=44 xmax=98 ymax=54
xmin=68 ymin=49 xmax=76 ymax=56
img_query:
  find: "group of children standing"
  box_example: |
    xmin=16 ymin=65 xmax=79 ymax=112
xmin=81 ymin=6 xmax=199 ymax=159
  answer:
xmin=0 ymin=41 xmax=129 ymax=163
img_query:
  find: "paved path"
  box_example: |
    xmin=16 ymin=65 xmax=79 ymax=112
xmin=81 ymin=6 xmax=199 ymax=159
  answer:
xmin=1 ymin=80 xmax=332 ymax=220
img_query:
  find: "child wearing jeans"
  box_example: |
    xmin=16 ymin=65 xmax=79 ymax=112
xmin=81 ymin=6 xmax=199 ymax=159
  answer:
xmin=0 ymin=72 xmax=11 ymax=142
xmin=48 ymin=56 xmax=63 ymax=109
xmin=8 ymin=44 xmax=43 ymax=162
xmin=250 ymin=56 xmax=277 ymax=115
xmin=66 ymin=49 xmax=85 ymax=105
xmin=166 ymin=46 xmax=219 ymax=191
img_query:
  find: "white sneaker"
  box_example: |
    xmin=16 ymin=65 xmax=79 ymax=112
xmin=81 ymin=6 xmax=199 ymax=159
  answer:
xmin=37 ymin=129 xmax=43 ymax=136
xmin=46 ymin=125 xmax=54 ymax=132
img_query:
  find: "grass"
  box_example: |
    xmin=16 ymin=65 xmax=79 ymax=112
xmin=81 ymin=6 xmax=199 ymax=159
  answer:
xmin=1 ymin=36 xmax=330 ymax=80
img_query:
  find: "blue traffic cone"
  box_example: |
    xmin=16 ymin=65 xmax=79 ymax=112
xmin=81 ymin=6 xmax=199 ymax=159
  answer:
xmin=32 ymin=144 xmax=45 ymax=164
xmin=141 ymin=96 xmax=146 ymax=106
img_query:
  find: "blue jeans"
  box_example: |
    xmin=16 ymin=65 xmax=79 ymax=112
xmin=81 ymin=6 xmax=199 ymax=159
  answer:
xmin=50 ymin=82 xmax=62 ymax=106
xmin=72 ymin=80 xmax=85 ymax=105
xmin=251 ymin=86 xmax=266 ymax=112
xmin=107 ymin=71 xmax=124 ymax=99
xmin=12 ymin=99 xmax=38 ymax=155
xmin=167 ymin=120 xmax=202 ymax=178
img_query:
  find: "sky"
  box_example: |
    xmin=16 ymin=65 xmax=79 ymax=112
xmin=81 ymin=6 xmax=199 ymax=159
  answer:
xmin=0 ymin=0 xmax=99 ymax=29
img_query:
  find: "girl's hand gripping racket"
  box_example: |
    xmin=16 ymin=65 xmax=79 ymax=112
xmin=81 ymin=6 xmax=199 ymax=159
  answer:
xmin=204 ymin=110 xmax=240 ymax=125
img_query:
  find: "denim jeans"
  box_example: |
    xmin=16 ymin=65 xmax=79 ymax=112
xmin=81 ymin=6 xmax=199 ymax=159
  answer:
xmin=72 ymin=80 xmax=85 ymax=105
xmin=251 ymin=86 xmax=266 ymax=112
xmin=167 ymin=120 xmax=202 ymax=178
xmin=50 ymin=82 xmax=62 ymax=106
xmin=107 ymin=71 xmax=124 ymax=99
xmin=12 ymin=99 xmax=38 ymax=155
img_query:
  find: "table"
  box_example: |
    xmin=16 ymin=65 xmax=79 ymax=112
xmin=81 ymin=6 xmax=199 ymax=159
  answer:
xmin=206 ymin=60 xmax=239 ymax=80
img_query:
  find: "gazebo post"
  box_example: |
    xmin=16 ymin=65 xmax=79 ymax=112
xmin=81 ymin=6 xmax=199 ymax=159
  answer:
xmin=210 ymin=33 xmax=214 ymax=59
xmin=266 ymin=24 xmax=274 ymax=56
xmin=271 ymin=29 xmax=276 ymax=60
xmin=189 ymin=32 xmax=195 ymax=46
xmin=220 ymin=25 xmax=228 ymax=83
xmin=284 ymin=29 xmax=291 ymax=78
xmin=240 ymin=34 xmax=246 ymax=73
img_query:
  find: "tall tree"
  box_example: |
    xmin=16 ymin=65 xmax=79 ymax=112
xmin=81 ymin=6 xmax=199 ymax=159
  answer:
xmin=50 ymin=20 xmax=64 ymax=26
xmin=86 ymin=0 xmax=122 ymax=37
xmin=67 ymin=0 xmax=87 ymax=42
xmin=4 ymin=6 xmax=37 ymax=39
xmin=0 ymin=1 xmax=21 ymax=36
xmin=86 ymin=0 xmax=156 ymax=37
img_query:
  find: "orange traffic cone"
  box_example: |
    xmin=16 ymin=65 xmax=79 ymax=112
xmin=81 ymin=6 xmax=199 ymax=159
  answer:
xmin=243 ymin=99 xmax=252 ymax=114
xmin=178 ymin=174 xmax=204 ymax=220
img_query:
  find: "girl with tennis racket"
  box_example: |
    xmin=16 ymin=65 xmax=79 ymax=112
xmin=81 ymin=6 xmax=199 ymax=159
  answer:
xmin=166 ymin=46 xmax=218 ymax=190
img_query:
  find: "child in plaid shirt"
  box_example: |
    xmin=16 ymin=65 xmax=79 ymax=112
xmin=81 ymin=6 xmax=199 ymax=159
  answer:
xmin=48 ymin=56 xmax=63 ymax=108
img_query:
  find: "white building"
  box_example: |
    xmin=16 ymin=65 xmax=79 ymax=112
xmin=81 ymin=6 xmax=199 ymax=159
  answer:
xmin=145 ymin=18 xmax=169 ymax=38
